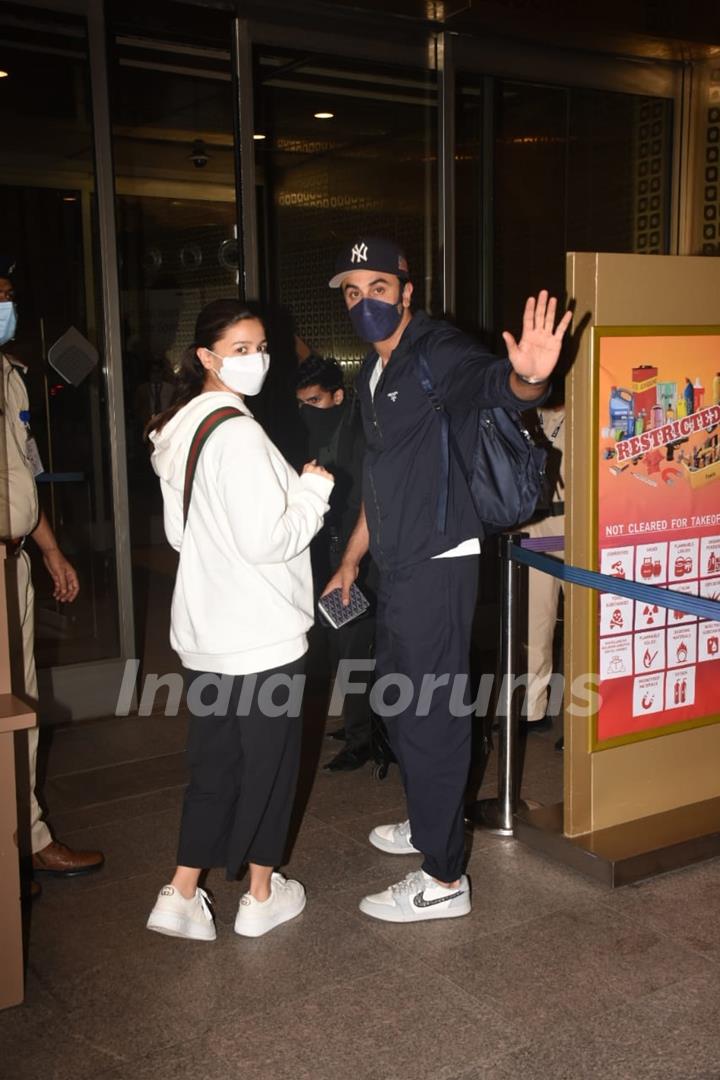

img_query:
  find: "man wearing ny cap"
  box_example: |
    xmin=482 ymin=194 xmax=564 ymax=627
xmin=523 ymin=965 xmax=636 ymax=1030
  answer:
xmin=0 ymin=259 xmax=104 ymax=890
xmin=323 ymin=236 xmax=571 ymax=923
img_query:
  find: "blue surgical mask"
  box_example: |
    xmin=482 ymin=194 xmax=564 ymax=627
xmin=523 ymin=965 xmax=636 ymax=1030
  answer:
xmin=0 ymin=301 xmax=17 ymax=346
xmin=348 ymin=297 xmax=403 ymax=343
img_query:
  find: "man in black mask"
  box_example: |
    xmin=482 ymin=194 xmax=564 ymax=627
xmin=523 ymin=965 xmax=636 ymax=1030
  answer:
xmin=296 ymin=356 xmax=374 ymax=772
xmin=322 ymin=236 xmax=571 ymax=923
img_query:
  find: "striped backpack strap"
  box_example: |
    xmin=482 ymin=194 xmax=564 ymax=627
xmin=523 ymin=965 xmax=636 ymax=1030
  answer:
xmin=183 ymin=406 xmax=243 ymax=528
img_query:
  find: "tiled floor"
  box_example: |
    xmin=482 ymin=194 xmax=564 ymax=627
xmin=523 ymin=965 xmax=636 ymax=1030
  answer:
xmin=5 ymin=699 xmax=720 ymax=1080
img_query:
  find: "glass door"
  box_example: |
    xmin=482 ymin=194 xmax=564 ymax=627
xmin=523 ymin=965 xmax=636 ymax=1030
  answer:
xmin=250 ymin=43 xmax=438 ymax=461
xmin=0 ymin=3 xmax=125 ymax=719
xmin=455 ymin=74 xmax=674 ymax=345
xmin=108 ymin=31 xmax=239 ymax=681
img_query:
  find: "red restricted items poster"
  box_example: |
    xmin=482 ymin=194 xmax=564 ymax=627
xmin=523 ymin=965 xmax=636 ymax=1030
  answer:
xmin=595 ymin=327 xmax=720 ymax=746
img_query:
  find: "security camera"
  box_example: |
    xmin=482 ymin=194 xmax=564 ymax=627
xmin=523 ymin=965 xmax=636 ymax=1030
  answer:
xmin=189 ymin=139 xmax=209 ymax=169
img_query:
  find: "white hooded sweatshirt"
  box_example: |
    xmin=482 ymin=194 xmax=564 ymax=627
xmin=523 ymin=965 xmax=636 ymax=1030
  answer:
xmin=150 ymin=391 xmax=333 ymax=675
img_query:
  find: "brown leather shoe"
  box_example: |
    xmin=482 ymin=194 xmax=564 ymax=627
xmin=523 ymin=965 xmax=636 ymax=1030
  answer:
xmin=32 ymin=840 xmax=105 ymax=878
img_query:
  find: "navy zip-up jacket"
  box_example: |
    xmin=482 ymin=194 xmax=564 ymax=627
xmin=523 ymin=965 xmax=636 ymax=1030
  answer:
xmin=356 ymin=310 xmax=534 ymax=571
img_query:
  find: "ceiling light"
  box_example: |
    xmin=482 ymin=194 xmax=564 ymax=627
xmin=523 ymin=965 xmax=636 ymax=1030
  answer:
xmin=253 ymin=133 xmax=266 ymax=140
xmin=0 ymin=71 xmax=8 ymax=79
xmin=314 ymin=111 xmax=334 ymax=120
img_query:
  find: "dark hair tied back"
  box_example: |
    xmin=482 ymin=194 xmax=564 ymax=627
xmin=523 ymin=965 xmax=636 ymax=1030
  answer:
xmin=145 ymin=298 xmax=264 ymax=438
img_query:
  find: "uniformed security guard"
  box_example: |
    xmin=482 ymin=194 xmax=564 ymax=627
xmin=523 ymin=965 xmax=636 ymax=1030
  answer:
xmin=0 ymin=263 xmax=103 ymax=887
xmin=523 ymin=402 xmax=566 ymax=731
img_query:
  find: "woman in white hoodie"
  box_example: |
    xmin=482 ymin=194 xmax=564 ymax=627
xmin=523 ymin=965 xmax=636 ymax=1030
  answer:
xmin=145 ymin=300 xmax=333 ymax=941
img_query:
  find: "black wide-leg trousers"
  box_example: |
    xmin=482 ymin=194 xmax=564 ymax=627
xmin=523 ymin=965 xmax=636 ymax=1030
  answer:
xmin=177 ymin=656 xmax=305 ymax=879
xmin=374 ymin=557 xmax=479 ymax=883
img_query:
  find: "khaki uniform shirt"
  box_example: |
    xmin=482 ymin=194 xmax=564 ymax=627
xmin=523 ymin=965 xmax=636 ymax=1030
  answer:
xmin=1 ymin=354 xmax=39 ymax=539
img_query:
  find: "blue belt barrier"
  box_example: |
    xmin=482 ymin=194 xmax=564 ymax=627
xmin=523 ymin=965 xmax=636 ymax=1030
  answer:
xmin=510 ymin=540 xmax=720 ymax=622
xmin=520 ymin=535 xmax=564 ymax=553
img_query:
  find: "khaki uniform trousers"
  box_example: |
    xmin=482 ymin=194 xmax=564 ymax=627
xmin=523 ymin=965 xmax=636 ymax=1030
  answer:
xmin=523 ymin=512 xmax=565 ymax=723
xmin=7 ymin=550 xmax=52 ymax=853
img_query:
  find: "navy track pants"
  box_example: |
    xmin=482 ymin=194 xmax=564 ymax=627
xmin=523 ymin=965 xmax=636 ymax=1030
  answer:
xmin=374 ymin=555 xmax=479 ymax=883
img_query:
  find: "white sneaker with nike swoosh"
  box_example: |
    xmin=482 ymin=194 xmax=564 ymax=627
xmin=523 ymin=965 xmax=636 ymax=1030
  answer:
xmin=368 ymin=819 xmax=419 ymax=855
xmin=359 ymin=869 xmax=471 ymax=923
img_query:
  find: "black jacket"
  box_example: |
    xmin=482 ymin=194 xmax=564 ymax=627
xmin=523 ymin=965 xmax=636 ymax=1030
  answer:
xmin=306 ymin=393 xmax=365 ymax=548
xmin=304 ymin=393 xmax=372 ymax=593
xmin=356 ymin=310 xmax=533 ymax=571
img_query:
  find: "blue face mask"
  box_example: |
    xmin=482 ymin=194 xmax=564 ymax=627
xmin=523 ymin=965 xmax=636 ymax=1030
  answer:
xmin=348 ymin=296 xmax=403 ymax=343
xmin=0 ymin=301 xmax=17 ymax=346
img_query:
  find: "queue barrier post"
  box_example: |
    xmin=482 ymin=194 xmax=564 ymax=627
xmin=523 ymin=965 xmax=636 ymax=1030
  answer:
xmin=471 ymin=532 xmax=528 ymax=836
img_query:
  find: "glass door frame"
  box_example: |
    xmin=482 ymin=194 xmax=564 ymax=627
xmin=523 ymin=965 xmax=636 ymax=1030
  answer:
xmin=20 ymin=0 xmax=135 ymax=720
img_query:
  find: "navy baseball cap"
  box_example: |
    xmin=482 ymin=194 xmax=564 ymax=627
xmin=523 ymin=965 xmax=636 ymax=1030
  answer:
xmin=329 ymin=237 xmax=410 ymax=288
xmin=0 ymin=256 xmax=16 ymax=277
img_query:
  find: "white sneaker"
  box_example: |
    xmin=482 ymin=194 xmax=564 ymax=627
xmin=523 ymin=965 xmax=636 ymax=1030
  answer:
xmin=146 ymin=885 xmax=216 ymax=941
xmin=234 ymin=872 xmax=306 ymax=938
xmin=359 ymin=869 xmax=471 ymax=923
xmin=368 ymin=819 xmax=420 ymax=855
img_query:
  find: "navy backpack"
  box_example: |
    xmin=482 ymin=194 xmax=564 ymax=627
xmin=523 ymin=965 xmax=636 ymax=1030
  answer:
xmin=414 ymin=349 xmax=547 ymax=536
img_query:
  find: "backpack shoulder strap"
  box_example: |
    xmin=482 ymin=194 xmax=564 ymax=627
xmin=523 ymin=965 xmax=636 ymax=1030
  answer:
xmin=415 ymin=349 xmax=445 ymax=413
xmin=183 ymin=406 xmax=244 ymax=528
xmin=412 ymin=342 xmax=451 ymax=534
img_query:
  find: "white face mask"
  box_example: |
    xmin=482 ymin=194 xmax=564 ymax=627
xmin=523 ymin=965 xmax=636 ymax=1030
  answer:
xmin=210 ymin=350 xmax=270 ymax=396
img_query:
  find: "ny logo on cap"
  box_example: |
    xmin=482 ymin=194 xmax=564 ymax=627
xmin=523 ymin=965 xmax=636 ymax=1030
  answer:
xmin=351 ymin=242 xmax=368 ymax=264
